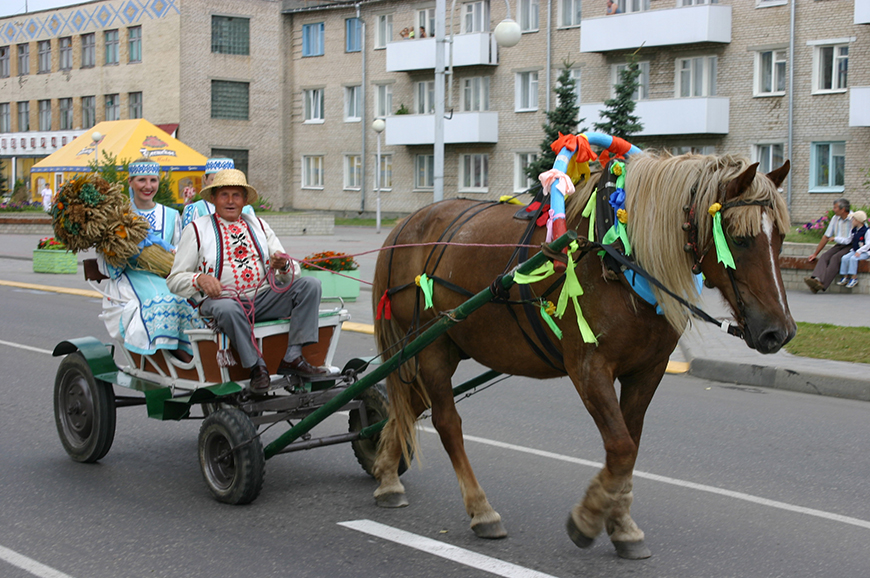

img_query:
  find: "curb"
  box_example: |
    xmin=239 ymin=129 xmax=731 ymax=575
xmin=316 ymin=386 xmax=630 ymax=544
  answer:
xmin=688 ymin=358 xmax=870 ymax=403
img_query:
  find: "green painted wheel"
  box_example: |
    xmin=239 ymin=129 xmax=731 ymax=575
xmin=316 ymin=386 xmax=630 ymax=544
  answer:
xmin=54 ymin=352 xmax=116 ymax=463
xmin=198 ymin=407 xmax=264 ymax=505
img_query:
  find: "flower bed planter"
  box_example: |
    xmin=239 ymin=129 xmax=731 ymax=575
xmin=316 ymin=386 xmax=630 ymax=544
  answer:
xmin=33 ymin=249 xmax=78 ymax=274
xmin=300 ymin=269 xmax=361 ymax=301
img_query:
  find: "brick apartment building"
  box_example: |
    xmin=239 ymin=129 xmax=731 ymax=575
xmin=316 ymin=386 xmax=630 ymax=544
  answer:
xmin=3 ymin=0 xmax=870 ymax=223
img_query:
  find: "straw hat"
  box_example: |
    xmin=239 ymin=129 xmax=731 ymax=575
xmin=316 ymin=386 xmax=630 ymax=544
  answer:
xmin=199 ymin=169 xmax=258 ymax=206
xmin=851 ymin=210 xmax=867 ymax=224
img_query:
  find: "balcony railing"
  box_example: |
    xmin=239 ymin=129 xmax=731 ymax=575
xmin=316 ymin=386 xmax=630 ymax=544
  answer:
xmin=580 ymin=5 xmax=731 ymax=53
xmin=384 ymin=111 xmax=498 ymax=146
xmin=386 ymin=33 xmax=496 ymax=72
xmin=856 ymin=0 xmax=870 ymax=24
xmin=579 ymin=97 xmax=729 ymax=136
xmin=849 ymin=87 xmax=870 ymax=126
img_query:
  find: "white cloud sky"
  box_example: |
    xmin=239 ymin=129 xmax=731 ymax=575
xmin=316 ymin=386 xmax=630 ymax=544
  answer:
xmin=1 ymin=1 xmax=84 ymax=19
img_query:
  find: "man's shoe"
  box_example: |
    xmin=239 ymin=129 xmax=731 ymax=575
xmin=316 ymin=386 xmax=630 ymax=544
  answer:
xmin=804 ymin=276 xmax=823 ymax=293
xmin=836 ymin=277 xmax=848 ymax=286
xmin=277 ymin=356 xmax=337 ymax=379
xmin=248 ymin=364 xmax=271 ymax=393
xmin=846 ymin=278 xmax=859 ymax=289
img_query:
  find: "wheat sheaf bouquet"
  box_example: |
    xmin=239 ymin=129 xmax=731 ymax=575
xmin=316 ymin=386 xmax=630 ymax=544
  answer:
xmin=51 ymin=175 xmax=174 ymax=277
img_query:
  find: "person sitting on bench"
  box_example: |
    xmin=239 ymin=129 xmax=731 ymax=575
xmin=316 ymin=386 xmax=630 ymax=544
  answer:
xmin=166 ymin=169 xmax=337 ymax=393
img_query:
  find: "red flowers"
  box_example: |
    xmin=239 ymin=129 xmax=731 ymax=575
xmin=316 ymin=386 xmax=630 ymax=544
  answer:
xmin=301 ymin=251 xmax=359 ymax=271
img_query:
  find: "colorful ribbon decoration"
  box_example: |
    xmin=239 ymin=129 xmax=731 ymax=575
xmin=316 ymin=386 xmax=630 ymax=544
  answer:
xmin=416 ymin=273 xmax=434 ymax=309
xmin=539 ymin=303 xmax=563 ymax=340
xmin=597 ymin=135 xmax=633 ymax=166
xmin=708 ymin=203 xmax=736 ymax=269
xmin=538 ymin=169 xmax=576 ymax=198
xmin=555 ymin=241 xmax=598 ymax=344
xmin=376 ymin=290 xmax=392 ymax=320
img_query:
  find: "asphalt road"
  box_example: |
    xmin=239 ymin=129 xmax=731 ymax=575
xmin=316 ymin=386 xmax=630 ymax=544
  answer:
xmin=1 ymin=284 xmax=868 ymax=578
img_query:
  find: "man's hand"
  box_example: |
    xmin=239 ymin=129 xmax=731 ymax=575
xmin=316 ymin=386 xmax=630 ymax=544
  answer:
xmin=807 ymin=253 xmax=818 ymax=262
xmin=197 ymin=274 xmax=223 ymax=299
xmin=270 ymin=253 xmax=289 ymax=272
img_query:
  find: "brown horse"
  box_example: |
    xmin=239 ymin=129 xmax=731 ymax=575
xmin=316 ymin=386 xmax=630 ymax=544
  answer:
xmin=370 ymin=152 xmax=795 ymax=559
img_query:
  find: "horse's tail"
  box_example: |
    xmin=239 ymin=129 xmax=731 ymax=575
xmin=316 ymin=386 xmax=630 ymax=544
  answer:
xmin=374 ymin=311 xmax=430 ymax=470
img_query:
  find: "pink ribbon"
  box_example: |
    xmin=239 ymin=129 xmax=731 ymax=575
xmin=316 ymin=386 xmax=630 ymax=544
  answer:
xmin=537 ymin=169 xmax=575 ymax=198
xmin=545 ymin=211 xmax=566 ymax=243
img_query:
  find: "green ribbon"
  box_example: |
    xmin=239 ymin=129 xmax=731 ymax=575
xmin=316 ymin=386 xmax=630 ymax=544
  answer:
xmin=513 ymin=261 xmax=555 ymax=285
xmin=712 ymin=212 xmax=736 ymax=270
xmin=418 ymin=273 xmax=435 ymax=309
xmin=581 ymin=189 xmax=597 ymax=242
xmin=612 ymin=161 xmax=625 ymax=189
xmin=554 ymin=241 xmax=598 ymax=344
xmin=601 ymin=221 xmax=632 ymax=257
xmin=540 ymin=304 xmax=563 ymax=340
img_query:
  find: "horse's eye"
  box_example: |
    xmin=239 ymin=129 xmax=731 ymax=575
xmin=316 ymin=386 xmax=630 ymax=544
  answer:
xmin=732 ymin=236 xmax=751 ymax=248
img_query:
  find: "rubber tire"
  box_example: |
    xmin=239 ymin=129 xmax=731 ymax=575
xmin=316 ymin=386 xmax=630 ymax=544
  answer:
xmin=198 ymin=407 xmax=265 ymax=505
xmin=54 ymin=352 xmax=116 ymax=463
xmin=349 ymin=384 xmax=412 ymax=477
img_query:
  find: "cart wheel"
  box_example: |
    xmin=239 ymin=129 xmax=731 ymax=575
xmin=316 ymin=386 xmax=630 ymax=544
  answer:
xmin=198 ymin=407 xmax=265 ymax=505
xmin=349 ymin=384 xmax=412 ymax=477
xmin=54 ymin=352 xmax=116 ymax=463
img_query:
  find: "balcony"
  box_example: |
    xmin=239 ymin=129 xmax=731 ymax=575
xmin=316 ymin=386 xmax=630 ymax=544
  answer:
xmin=384 ymin=112 xmax=498 ymax=146
xmin=849 ymin=87 xmax=870 ymax=126
xmin=856 ymin=0 xmax=870 ymax=24
xmin=578 ymin=98 xmax=729 ymax=136
xmin=580 ymin=5 xmax=731 ymax=53
xmin=386 ymin=33 xmax=496 ymax=72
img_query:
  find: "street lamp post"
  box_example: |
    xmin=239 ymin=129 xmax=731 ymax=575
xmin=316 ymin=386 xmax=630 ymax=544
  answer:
xmin=372 ymin=118 xmax=386 ymax=234
xmin=91 ymin=131 xmax=103 ymax=168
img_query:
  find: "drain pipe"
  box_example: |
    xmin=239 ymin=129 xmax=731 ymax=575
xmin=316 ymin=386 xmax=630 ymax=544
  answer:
xmin=358 ymin=4 xmax=367 ymax=213
xmin=787 ymin=0 xmax=795 ymax=213
xmin=546 ymin=0 xmax=552 ymax=111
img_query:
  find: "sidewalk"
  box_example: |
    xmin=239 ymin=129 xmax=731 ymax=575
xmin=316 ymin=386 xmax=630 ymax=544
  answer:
xmin=1 ymin=229 xmax=867 ymax=401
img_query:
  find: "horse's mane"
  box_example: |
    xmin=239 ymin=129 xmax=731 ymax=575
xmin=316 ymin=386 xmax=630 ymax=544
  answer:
xmin=566 ymin=151 xmax=790 ymax=331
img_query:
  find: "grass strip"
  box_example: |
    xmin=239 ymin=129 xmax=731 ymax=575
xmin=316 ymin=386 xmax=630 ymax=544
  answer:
xmin=784 ymin=322 xmax=870 ymax=365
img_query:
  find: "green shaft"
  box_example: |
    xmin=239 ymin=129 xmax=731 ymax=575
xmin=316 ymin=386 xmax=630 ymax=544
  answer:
xmin=263 ymin=231 xmax=576 ymax=459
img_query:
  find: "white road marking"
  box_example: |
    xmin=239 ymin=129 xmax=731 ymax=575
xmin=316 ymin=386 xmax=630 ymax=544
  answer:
xmin=338 ymin=520 xmax=559 ymax=578
xmin=420 ymin=426 xmax=870 ymax=531
xmin=0 ymin=545 xmax=76 ymax=578
xmin=0 ymin=339 xmax=53 ymax=355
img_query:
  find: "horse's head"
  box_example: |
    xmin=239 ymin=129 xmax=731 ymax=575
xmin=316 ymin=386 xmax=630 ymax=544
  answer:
xmin=698 ymin=161 xmax=796 ymax=354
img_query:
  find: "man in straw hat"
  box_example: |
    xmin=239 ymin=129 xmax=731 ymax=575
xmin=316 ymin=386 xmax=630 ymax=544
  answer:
xmin=167 ymin=169 xmax=336 ymax=393
xmin=181 ymin=157 xmax=255 ymax=229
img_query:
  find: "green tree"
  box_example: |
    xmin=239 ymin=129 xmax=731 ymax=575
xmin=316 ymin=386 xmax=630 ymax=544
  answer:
xmin=0 ymin=160 xmax=8 ymax=197
xmin=524 ymin=64 xmax=587 ymax=184
xmin=593 ymin=52 xmax=643 ymax=139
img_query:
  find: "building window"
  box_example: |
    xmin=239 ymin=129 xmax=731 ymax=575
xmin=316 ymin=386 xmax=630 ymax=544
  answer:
xmin=516 ymin=71 xmax=539 ymax=111
xmin=105 ymin=94 xmax=120 ymax=121
xmin=415 ymin=154 xmax=434 ymax=189
xmin=212 ymin=148 xmax=249 ymax=177
xmin=38 ymin=99 xmax=51 ymax=131
xmin=129 ymin=92 xmax=142 ymax=118
xmin=813 ymin=44 xmax=848 ymax=93
xmin=560 ymin=0 xmax=581 ymax=26
xmin=0 ymin=103 xmax=10 ymax=133
xmin=17 ymin=44 xmax=29 ymax=76
xmin=82 ymin=96 xmax=95 ymax=128
xmin=617 ymin=0 xmax=650 ymax=13
xmin=59 ymin=98 xmax=73 ymax=130
xmin=17 ymin=101 xmax=29 ymax=131
xmin=344 ymin=154 xmax=362 ymax=189
xmin=302 ymin=23 xmax=324 ymax=57
xmin=375 ymin=14 xmax=393 ymax=48
xmin=514 ymin=152 xmax=538 ymax=192
xmin=810 ymin=142 xmax=845 ymax=191
xmin=128 ymin=26 xmax=141 ymax=62
xmin=212 ymin=16 xmax=249 ymax=55
xmin=755 ymin=143 xmax=784 ymax=174
xmin=755 ymin=49 xmax=786 ymax=96
xmin=463 ymin=1 xmax=488 ymax=33
xmin=416 ymin=80 xmax=435 ymax=114
xmin=569 ymin=68 xmax=581 ymax=103
xmin=346 ymin=18 xmax=362 ymax=52
xmin=302 ymin=155 xmax=324 ymax=188
xmin=519 ymin=0 xmax=539 ymax=32
xmin=417 ymin=8 xmax=436 ymax=37
xmin=462 ymin=76 xmax=490 ymax=111
xmin=59 ymin=37 xmax=72 ymax=70
xmin=378 ymin=154 xmax=393 ymax=190
xmin=613 ymin=61 xmax=650 ymax=100
xmin=304 ymin=88 xmax=324 ymax=122
xmin=211 ymin=80 xmax=250 ymax=120
xmin=0 ymin=46 xmax=8 ymax=78
xmin=375 ymin=83 xmax=392 ymax=118
xmin=677 ymin=56 xmax=717 ymax=97
xmin=37 ymin=40 xmax=51 ymax=73
xmin=671 ymin=145 xmax=715 ymax=156
xmin=104 ymin=30 xmax=119 ymax=65
xmin=81 ymin=33 xmax=95 ymax=68
xmin=680 ymin=0 xmax=718 ymax=5
xmin=345 ymin=85 xmax=361 ymax=121
xmin=460 ymin=153 xmax=489 ymax=191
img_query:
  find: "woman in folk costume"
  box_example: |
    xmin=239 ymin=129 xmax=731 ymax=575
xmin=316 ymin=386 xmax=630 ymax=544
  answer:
xmin=98 ymin=158 xmax=200 ymax=361
xmin=181 ymin=157 xmax=255 ymax=229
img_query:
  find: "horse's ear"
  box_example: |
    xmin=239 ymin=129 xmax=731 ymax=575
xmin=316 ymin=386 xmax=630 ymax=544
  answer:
xmin=724 ymin=162 xmax=759 ymax=202
xmin=766 ymin=159 xmax=790 ymax=189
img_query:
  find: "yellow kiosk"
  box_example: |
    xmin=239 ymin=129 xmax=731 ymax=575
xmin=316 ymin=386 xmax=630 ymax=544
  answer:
xmin=31 ymin=119 xmax=206 ymax=202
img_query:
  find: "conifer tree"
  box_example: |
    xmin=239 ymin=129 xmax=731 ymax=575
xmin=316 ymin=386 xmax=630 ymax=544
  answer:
xmin=594 ymin=52 xmax=643 ymax=139
xmin=524 ymin=64 xmax=586 ymax=185
xmin=0 ymin=160 xmax=8 ymax=197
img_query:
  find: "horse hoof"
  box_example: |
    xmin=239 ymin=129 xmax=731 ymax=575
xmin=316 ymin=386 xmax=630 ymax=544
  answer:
xmin=472 ymin=521 xmax=507 ymax=539
xmin=376 ymin=492 xmax=409 ymax=508
xmin=613 ymin=540 xmax=651 ymax=560
xmin=566 ymin=515 xmax=595 ymax=549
